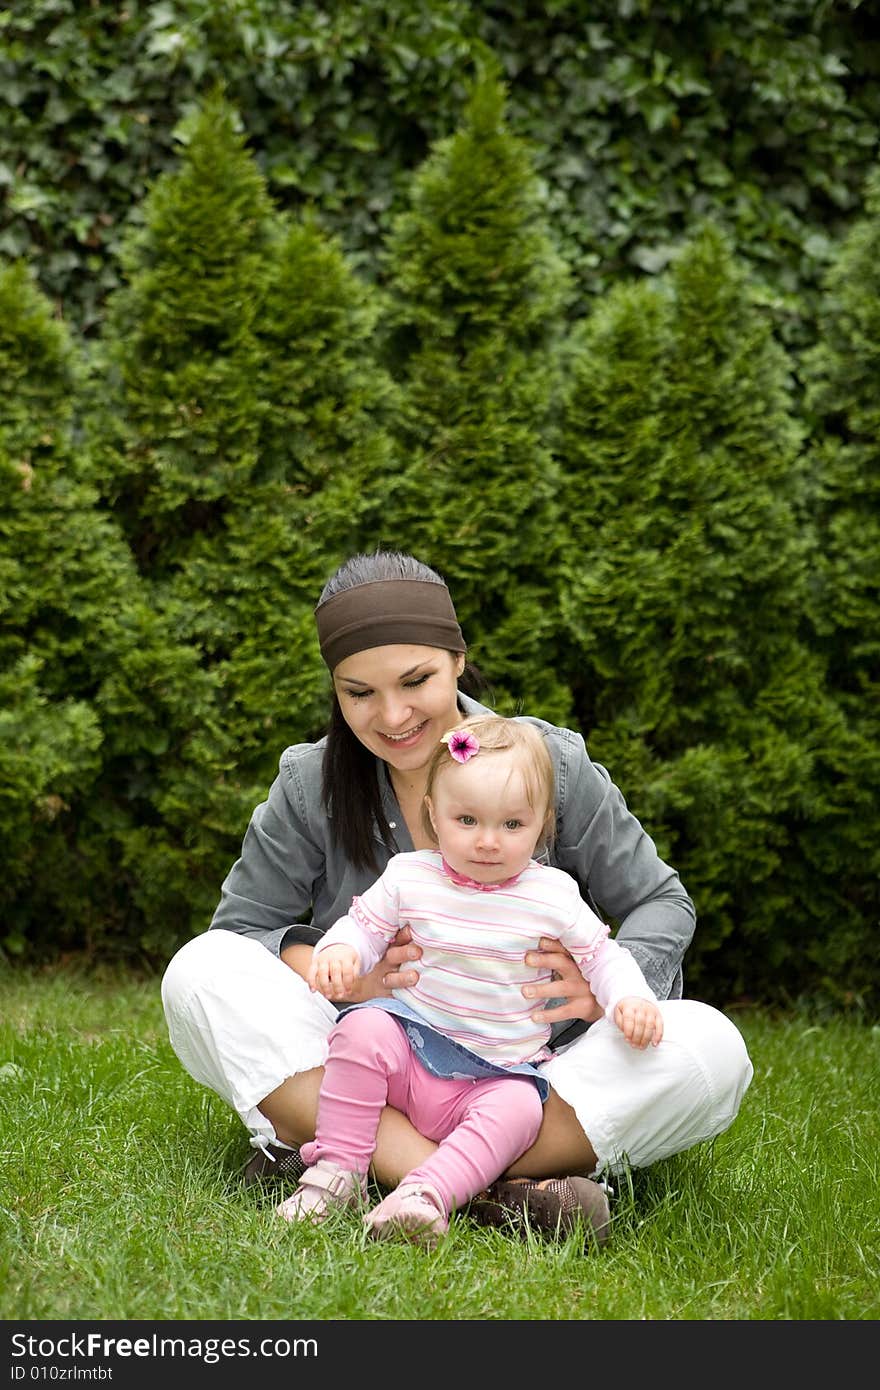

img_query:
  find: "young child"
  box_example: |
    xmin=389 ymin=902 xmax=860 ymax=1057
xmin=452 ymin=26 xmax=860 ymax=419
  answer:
xmin=277 ymin=714 xmax=664 ymax=1246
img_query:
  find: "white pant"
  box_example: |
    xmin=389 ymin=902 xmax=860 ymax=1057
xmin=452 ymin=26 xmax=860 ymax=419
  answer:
xmin=161 ymin=929 xmax=754 ymax=1177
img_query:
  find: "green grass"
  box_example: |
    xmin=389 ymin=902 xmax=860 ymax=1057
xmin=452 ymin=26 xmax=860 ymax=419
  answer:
xmin=1 ymin=963 xmax=877 ymax=1321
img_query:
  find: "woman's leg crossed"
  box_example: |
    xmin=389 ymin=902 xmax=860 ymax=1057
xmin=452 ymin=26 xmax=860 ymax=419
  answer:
xmin=160 ymin=929 xmax=337 ymax=1156
xmin=539 ymin=998 xmax=754 ymax=1177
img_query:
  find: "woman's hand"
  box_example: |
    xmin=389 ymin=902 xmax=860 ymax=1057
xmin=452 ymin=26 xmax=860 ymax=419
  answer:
xmin=339 ymin=926 xmax=422 ymax=1004
xmin=522 ymin=937 xmax=605 ymax=1025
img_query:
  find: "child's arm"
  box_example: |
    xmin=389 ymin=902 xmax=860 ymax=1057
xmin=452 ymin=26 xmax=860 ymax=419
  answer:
xmin=584 ymin=937 xmax=664 ymax=1048
xmin=611 ymin=991 xmax=664 ymax=1048
xmin=560 ymin=897 xmax=664 ymax=1049
xmin=309 ymin=863 xmax=404 ymax=999
xmin=309 ymin=914 xmax=386 ymax=999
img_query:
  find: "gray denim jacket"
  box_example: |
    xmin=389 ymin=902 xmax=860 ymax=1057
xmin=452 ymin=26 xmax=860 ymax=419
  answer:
xmin=209 ymin=693 xmax=693 ymax=1038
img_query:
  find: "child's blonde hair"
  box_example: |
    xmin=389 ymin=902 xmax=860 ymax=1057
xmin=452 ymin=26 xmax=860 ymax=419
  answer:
xmin=421 ymin=714 xmax=556 ymax=846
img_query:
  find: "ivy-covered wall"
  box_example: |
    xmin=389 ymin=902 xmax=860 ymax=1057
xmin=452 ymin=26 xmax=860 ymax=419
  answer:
xmin=1 ymin=1 xmax=878 ymax=342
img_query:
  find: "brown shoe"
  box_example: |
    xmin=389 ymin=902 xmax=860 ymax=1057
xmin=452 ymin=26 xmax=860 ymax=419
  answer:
xmin=469 ymin=1176 xmax=611 ymax=1247
xmin=242 ymin=1142 xmax=306 ymax=1188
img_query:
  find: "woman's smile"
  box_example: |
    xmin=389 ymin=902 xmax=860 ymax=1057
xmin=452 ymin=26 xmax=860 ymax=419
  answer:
xmin=379 ymin=721 xmax=429 ymax=745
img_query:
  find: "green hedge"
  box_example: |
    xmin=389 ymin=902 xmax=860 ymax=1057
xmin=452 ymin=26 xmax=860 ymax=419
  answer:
xmin=1 ymin=77 xmax=878 ymax=1013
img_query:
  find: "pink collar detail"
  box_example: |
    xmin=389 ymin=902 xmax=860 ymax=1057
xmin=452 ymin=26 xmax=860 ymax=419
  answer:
xmin=440 ymin=857 xmax=525 ymax=893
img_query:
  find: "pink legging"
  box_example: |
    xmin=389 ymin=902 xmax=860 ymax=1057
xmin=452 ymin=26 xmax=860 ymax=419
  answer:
xmin=299 ymin=1007 xmax=544 ymax=1214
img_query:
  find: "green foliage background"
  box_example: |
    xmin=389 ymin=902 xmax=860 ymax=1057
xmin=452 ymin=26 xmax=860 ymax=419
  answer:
xmin=1 ymin=4 xmax=878 ymax=1016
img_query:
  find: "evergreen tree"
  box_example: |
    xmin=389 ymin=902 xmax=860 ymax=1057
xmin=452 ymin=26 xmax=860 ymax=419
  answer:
xmin=378 ymin=73 xmax=573 ymax=721
xmin=555 ymin=225 xmax=838 ymax=1005
xmin=167 ymin=211 xmax=400 ymax=785
xmin=554 ymin=277 xmax=675 ymax=730
xmin=803 ymin=167 xmax=880 ymax=714
xmin=94 ymin=88 xmax=277 ymax=575
xmin=0 ymin=261 xmax=147 ymax=955
xmin=799 ymin=166 xmax=880 ymax=1010
xmin=0 ymin=261 xmax=102 ymax=949
xmin=89 ymin=93 xmax=399 ymax=950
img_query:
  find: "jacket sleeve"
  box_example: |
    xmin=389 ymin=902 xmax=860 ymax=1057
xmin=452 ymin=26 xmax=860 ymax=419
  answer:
xmin=552 ymin=728 xmax=695 ymax=1000
xmin=208 ymin=745 xmax=326 ymax=957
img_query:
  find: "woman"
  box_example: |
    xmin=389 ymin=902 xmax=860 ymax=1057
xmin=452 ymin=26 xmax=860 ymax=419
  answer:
xmin=161 ymin=551 xmax=753 ymax=1244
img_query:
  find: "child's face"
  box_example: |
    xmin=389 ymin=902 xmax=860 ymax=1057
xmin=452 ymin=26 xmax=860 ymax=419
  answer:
xmin=425 ymin=751 xmax=546 ymax=885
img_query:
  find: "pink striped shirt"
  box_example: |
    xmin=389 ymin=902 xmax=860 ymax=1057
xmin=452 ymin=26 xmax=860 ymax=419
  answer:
xmin=314 ymin=850 xmax=656 ymax=1066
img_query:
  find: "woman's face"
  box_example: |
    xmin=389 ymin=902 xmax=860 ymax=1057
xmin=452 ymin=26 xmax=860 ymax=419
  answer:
xmin=333 ymin=644 xmax=465 ymax=775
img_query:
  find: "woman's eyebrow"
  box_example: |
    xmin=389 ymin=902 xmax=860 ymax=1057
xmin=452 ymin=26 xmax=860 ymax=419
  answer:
xmin=339 ymin=662 xmax=430 ymax=687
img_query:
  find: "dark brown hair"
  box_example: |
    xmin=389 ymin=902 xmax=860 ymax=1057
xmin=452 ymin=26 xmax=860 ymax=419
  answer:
xmin=319 ymin=551 xmax=489 ymax=871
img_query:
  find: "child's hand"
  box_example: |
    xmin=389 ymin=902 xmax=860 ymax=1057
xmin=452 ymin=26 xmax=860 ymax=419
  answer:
xmin=309 ymin=945 xmax=361 ymax=1000
xmin=613 ymin=996 xmax=664 ymax=1049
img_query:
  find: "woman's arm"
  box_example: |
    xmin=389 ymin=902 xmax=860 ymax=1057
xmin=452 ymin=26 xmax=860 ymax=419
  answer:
xmin=551 ymin=726 xmax=696 ymax=1000
xmin=209 ymin=746 xmax=328 ymax=955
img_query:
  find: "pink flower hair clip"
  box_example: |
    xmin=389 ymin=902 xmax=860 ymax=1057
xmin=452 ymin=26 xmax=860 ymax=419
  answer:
xmin=441 ymin=729 xmax=480 ymax=763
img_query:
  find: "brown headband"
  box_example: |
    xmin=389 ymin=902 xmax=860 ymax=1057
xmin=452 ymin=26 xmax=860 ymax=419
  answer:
xmin=315 ymin=579 xmax=466 ymax=671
